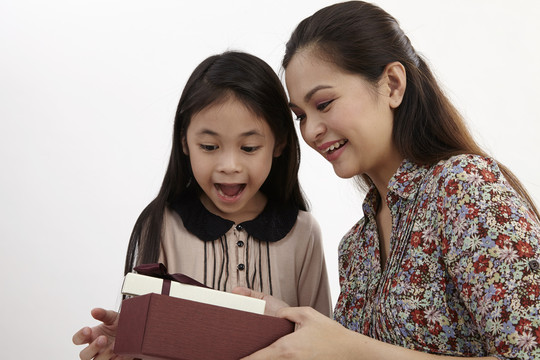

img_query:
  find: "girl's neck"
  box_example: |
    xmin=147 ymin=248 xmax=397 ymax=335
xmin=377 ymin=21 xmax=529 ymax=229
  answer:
xmin=199 ymin=191 xmax=268 ymax=224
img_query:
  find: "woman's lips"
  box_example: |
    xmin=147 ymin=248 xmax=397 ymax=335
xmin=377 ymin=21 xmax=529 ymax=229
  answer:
xmin=319 ymin=139 xmax=348 ymax=154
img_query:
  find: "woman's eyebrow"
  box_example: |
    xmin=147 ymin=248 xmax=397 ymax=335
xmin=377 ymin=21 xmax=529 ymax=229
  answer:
xmin=289 ymin=85 xmax=333 ymax=108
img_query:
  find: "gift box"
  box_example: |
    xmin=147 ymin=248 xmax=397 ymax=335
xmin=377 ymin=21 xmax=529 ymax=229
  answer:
xmin=121 ymin=272 xmax=266 ymax=314
xmin=114 ymin=264 xmax=295 ymax=360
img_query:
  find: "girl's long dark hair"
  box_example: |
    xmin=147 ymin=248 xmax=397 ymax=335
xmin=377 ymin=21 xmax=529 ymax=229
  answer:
xmin=282 ymin=1 xmax=539 ymax=218
xmin=124 ymin=51 xmax=307 ymax=274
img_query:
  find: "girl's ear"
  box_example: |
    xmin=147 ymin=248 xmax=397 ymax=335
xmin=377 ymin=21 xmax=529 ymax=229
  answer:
xmin=382 ymin=61 xmax=406 ymax=109
xmin=182 ymin=136 xmax=189 ymax=155
xmin=273 ymin=141 xmax=286 ymax=157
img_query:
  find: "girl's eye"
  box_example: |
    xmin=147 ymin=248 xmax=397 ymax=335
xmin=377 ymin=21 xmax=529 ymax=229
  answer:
xmin=317 ymin=100 xmax=333 ymax=111
xmin=200 ymin=144 xmax=217 ymax=151
xmin=241 ymin=146 xmax=260 ymax=153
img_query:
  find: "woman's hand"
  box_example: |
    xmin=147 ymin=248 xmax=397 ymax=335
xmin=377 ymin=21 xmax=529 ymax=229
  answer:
xmin=240 ymin=306 xmax=501 ymax=360
xmin=241 ymin=306 xmax=357 ymax=359
xmin=232 ymin=287 xmax=356 ymax=359
xmin=72 ymin=308 xmax=131 ymax=360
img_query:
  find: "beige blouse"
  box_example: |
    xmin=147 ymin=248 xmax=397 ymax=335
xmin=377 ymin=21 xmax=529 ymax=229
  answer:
xmin=158 ymin=199 xmax=332 ymax=317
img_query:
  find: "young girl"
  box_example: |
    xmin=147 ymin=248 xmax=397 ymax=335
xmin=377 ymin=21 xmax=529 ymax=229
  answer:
xmin=73 ymin=51 xmax=332 ymax=360
xmin=236 ymin=2 xmax=540 ymax=360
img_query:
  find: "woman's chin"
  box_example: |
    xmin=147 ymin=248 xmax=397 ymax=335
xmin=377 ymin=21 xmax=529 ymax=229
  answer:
xmin=332 ymin=166 xmax=357 ymax=179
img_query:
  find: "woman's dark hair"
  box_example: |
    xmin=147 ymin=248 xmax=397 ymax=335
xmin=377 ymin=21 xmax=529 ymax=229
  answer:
xmin=124 ymin=51 xmax=307 ymax=274
xmin=283 ymin=0 xmax=538 ymax=217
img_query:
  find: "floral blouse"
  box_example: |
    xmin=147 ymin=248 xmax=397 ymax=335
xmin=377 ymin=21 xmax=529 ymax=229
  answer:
xmin=334 ymin=155 xmax=540 ymax=359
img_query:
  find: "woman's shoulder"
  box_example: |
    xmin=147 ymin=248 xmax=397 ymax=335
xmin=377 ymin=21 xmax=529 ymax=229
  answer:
xmin=429 ymin=153 xmax=503 ymax=186
xmin=434 ymin=153 xmax=498 ymax=172
xmin=423 ymin=154 xmax=519 ymax=214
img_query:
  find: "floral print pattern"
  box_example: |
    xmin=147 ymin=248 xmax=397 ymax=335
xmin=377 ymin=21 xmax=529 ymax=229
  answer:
xmin=334 ymin=155 xmax=540 ymax=359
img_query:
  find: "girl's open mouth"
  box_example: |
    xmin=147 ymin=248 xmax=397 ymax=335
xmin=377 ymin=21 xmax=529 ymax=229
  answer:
xmin=215 ymin=184 xmax=246 ymax=199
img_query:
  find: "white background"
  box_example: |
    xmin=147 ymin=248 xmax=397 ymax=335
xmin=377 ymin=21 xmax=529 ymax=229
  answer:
xmin=1 ymin=0 xmax=539 ymax=358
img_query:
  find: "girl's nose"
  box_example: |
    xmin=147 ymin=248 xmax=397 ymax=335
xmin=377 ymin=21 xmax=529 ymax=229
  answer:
xmin=217 ymin=151 xmax=241 ymax=173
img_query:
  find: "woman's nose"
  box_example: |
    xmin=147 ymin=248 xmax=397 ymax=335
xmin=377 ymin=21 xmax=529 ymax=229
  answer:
xmin=301 ymin=115 xmax=326 ymax=144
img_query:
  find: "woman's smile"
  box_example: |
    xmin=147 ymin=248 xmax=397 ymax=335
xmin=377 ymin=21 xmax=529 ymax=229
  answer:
xmin=318 ymin=139 xmax=349 ymax=161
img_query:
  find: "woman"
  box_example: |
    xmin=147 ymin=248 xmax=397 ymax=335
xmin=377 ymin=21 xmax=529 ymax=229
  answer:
xmin=237 ymin=1 xmax=540 ymax=359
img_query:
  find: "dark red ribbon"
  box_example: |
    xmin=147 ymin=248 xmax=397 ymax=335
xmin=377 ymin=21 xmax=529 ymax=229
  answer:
xmin=133 ymin=263 xmax=209 ymax=295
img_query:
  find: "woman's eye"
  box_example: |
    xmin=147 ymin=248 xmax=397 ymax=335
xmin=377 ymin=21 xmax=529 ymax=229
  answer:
xmin=242 ymin=146 xmax=259 ymax=153
xmin=294 ymin=113 xmax=306 ymax=122
xmin=200 ymin=144 xmax=217 ymax=151
xmin=317 ymin=100 xmax=333 ymax=111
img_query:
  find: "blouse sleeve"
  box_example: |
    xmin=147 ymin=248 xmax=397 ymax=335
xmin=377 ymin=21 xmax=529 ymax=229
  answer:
xmin=439 ymin=155 xmax=540 ymax=359
xmin=296 ymin=212 xmax=333 ymax=317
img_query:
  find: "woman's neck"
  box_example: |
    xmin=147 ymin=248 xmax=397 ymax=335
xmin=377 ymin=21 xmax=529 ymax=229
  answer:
xmin=368 ymin=155 xmax=404 ymax=200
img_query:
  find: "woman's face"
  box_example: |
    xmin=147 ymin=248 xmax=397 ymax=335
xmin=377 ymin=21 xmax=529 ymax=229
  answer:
xmin=285 ymin=50 xmax=403 ymax=185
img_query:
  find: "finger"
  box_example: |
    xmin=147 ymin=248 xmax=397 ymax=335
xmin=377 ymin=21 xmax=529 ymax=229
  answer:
xmin=231 ymin=287 xmax=266 ymax=300
xmin=93 ymin=345 xmax=118 ymax=360
xmin=92 ymin=347 xmax=117 ymax=360
xmin=72 ymin=327 xmax=92 ymax=345
xmin=78 ymin=335 xmax=108 ymax=360
xmin=91 ymin=308 xmax=119 ymax=326
xmin=276 ymin=306 xmax=313 ymax=324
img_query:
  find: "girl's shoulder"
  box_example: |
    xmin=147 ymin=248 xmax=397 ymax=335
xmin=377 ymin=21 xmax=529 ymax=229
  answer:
xmin=264 ymin=210 xmax=324 ymax=251
xmin=164 ymin=205 xmax=182 ymax=223
xmin=294 ymin=209 xmax=322 ymax=234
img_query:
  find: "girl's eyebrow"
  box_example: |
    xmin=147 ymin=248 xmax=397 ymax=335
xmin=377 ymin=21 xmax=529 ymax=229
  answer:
xmin=289 ymin=85 xmax=333 ymax=108
xmin=241 ymin=130 xmax=264 ymax=138
xmin=196 ymin=129 xmax=219 ymax=136
xmin=195 ymin=129 xmax=264 ymax=137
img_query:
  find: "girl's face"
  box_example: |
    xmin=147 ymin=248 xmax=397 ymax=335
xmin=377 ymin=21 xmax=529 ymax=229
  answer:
xmin=285 ymin=51 xmax=403 ymax=186
xmin=184 ymin=96 xmax=280 ymax=223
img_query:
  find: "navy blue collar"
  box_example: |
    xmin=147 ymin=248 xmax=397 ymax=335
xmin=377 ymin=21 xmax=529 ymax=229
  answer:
xmin=171 ymin=190 xmax=298 ymax=242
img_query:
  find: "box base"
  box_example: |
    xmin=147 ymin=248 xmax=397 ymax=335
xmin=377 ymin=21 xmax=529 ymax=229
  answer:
xmin=114 ymin=293 xmax=294 ymax=360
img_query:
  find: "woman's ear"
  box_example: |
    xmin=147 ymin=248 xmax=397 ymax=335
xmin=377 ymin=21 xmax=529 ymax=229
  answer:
xmin=382 ymin=61 xmax=406 ymax=109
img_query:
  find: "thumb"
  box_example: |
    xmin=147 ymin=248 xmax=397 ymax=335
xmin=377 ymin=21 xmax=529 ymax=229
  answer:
xmin=91 ymin=308 xmax=119 ymax=326
xmin=276 ymin=306 xmax=314 ymax=325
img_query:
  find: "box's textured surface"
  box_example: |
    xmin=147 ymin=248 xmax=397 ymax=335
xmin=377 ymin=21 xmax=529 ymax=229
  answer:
xmin=114 ymin=293 xmax=295 ymax=360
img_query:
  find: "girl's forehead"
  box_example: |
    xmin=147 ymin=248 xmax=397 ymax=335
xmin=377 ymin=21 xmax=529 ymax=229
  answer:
xmin=196 ymin=95 xmax=260 ymax=119
xmin=188 ymin=98 xmax=273 ymax=136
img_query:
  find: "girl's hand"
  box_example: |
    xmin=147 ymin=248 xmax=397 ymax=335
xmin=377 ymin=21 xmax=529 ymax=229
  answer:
xmin=72 ymin=308 xmax=131 ymax=360
xmin=241 ymin=306 xmax=356 ymax=359
xmin=232 ymin=286 xmax=290 ymax=316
